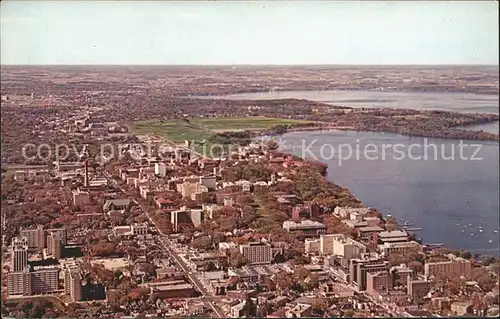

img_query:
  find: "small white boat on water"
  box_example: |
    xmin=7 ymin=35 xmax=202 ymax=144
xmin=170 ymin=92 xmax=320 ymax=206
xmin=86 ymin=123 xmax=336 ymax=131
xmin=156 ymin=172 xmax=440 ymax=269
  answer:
xmin=489 ymin=240 xmax=493 ymax=243
xmin=494 ymin=230 xmax=498 ymax=233
xmin=479 ymin=229 xmax=484 ymax=233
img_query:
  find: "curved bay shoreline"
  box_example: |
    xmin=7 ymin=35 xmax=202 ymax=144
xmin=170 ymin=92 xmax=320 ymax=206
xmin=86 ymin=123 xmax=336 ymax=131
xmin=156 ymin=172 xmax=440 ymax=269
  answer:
xmin=267 ymin=129 xmax=499 ymax=256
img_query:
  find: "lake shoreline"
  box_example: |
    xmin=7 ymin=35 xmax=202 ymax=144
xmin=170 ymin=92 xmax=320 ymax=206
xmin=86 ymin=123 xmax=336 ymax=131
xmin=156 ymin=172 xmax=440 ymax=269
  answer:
xmin=270 ymin=129 xmax=499 ymax=256
xmin=259 ymin=121 xmax=500 ymax=142
xmin=188 ymin=87 xmax=500 ymax=98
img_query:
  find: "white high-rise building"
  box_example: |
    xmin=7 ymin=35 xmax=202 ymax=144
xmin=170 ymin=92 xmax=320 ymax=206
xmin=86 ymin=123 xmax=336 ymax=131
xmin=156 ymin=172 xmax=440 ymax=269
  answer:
xmin=12 ymin=237 xmax=29 ymax=272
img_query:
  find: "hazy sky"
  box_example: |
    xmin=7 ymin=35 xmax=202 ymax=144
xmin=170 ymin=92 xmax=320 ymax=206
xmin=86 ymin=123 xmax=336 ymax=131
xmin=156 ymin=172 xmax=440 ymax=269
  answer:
xmin=1 ymin=1 xmax=498 ymax=65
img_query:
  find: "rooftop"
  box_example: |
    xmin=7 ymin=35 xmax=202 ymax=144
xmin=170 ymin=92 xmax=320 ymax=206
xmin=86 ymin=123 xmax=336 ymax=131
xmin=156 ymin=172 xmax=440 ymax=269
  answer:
xmin=359 ymin=226 xmax=384 ymax=232
xmin=283 ymin=220 xmax=326 ymax=230
xmin=379 ymin=230 xmax=408 ymax=238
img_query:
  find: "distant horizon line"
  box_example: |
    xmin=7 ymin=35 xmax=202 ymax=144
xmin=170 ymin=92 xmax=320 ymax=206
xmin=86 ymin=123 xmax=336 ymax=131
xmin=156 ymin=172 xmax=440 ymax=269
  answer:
xmin=1 ymin=63 xmax=499 ymax=67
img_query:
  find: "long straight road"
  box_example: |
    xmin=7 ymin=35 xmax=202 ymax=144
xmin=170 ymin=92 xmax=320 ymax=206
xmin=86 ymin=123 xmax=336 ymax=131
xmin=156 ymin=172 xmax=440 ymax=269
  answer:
xmin=103 ymin=169 xmax=224 ymax=318
xmin=103 ymin=131 xmax=226 ymax=317
xmin=143 ymin=205 xmax=225 ymax=318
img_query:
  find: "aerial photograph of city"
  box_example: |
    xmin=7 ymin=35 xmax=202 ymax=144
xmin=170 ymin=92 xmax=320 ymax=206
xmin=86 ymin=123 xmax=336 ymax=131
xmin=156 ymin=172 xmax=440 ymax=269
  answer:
xmin=0 ymin=0 xmax=498 ymax=318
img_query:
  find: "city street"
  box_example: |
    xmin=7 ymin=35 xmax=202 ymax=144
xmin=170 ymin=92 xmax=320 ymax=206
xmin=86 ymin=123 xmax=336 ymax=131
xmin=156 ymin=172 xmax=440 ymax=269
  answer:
xmin=106 ymin=169 xmax=225 ymax=318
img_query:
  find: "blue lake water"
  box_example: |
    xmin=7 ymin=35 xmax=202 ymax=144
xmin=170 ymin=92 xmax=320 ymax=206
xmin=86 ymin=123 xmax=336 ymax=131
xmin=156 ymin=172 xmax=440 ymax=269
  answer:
xmin=202 ymin=89 xmax=499 ymax=115
xmin=218 ymin=90 xmax=499 ymax=254
xmin=276 ymin=130 xmax=499 ymax=255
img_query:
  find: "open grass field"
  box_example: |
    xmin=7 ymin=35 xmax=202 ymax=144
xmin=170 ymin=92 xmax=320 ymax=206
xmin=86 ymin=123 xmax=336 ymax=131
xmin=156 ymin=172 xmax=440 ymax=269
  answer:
xmin=130 ymin=117 xmax=313 ymax=141
xmin=130 ymin=120 xmax=211 ymax=142
xmin=130 ymin=117 xmax=314 ymax=157
xmin=190 ymin=117 xmax=311 ymax=131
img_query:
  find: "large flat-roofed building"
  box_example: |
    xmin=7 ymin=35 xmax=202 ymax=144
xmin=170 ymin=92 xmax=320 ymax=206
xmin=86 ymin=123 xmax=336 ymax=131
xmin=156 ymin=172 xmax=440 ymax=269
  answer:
xmin=30 ymin=266 xmax=59 ymax=294
xmin=14 ymin=169 xmax=51 ymax=182
xmin=239 ymin=242 xmax=273 ymax=265
xmin=407 ymin=277 xmax=432 ymax=299
xmin=366 ymin=271 xmax=392 ymax=297
xmin=131 ymin=223 xmax=148 ymax=235
xmin=349 ymin=257 xmax=389 ymax=291
xmin=103 ymin=198 xmax=132 ymax=212
xmin=378 ymin=230 xmax=409 ymax=243
xmin=332 ymin=235 xmax=367 ymax=260
xmin=379 ymin=241 xmax=422 ymax=256
xmin=56 ymin=161 xmax=84 ymax=172
xmin=390 ymin=264 xmax=414 ymax=286
xmin=304 ymin=238 xmax=320 ymax=255
xmin=177 ymin=181 xmax=203 ymax=199
xmin=333 ymin=207 xmax=370 ymax=220
xmin=199 ymin=175 xmax=217 ymax=190
xmin=283 ymin=220 xmax=326 ymax=237
xmin=72 ymin=188 xmax=90 ymax=206
xmin=358 ymin=226 xmax=384 ymax=240
xmin=8 ymin=266 xmax=60 ymax=296
xmin=319 ymin=234 xmax=344 ymax=255
xmin=228 ymin=264 xmax=280 ymax=281
xmin=171 ymin=207 xmax=204 ymax=232
xmin=148 ymin=280 xmax=196 ymax=299
xmin=424 ymin=254 xmax=472 ymax=278
xmin=20 ymin=225 xmax=45 ymax=248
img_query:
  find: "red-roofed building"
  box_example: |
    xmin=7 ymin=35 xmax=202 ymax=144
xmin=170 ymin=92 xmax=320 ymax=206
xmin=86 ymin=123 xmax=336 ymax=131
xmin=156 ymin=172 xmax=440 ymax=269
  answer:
xmin=155 ymin=197 xmax=177 ymax=210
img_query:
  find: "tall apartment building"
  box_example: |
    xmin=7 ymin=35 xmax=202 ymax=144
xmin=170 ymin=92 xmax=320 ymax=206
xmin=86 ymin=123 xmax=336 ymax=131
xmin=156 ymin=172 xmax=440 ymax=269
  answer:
xmin=45 ymin=228 xmax=67 ymax=246
xmin=8 ymin=266 xmax=60 ymax=296
xmin=424 ymin=254 xmax=472 ymax=278
xmin=19 ymin=226 xmax=67 ymax=249
xmin=349 ymin=257 xmax=389 ymax=291
xmin=47 ymin=232 xmax=62 ymax=260
xmin=12 ymin=237 xmax=29 ymax=272
xmin=30 ymin=266 xmax=59 ymax=295
xmin=20 ymin=225 xmax=45 ymax=248
xmin=64 ymin=266 xmax=82 ymax=302
xmin=7 ymin=268 xmax=31 ymax=296
xmin=8 ymin=236 xmax=64 ymax=297
xmin=239 ymin=242 xmax=273 ymax=265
